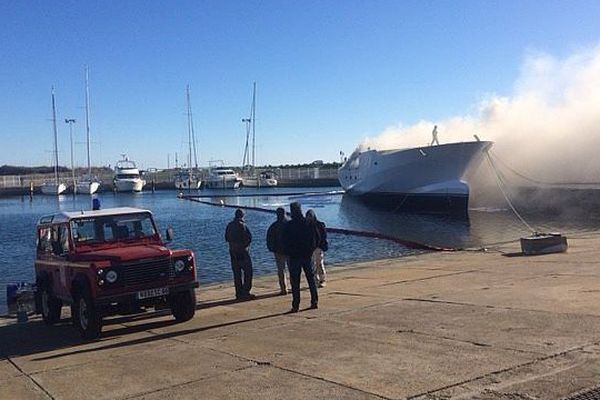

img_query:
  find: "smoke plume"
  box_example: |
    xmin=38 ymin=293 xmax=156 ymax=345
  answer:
xmin=361 ymin=44 xmax=600 ymax=183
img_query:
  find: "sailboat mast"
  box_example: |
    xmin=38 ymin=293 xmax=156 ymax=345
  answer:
xmin=51 ymin=87 xmax=60 ymax=184
xmin=84 ymin=66 xmax=92 ymax=177
xmin=186 ymin=85 xmax=193 ymax=173
xmin=251 ymin=81 xmax=256 ymax=171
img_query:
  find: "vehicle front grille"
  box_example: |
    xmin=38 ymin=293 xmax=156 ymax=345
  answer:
xmin=120 ymin=257 xmax=173 ymax=286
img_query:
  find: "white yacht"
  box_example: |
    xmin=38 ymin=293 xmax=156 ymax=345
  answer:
xmin=338 ymin=138 xmax=492 ymax=214
xmin=113 ymin=156 xmax=145 ymax=192
xmin=41 ymin=87 xmax=67 ymax=195
xmin=205 ymin=167 xmax=242 ymax=189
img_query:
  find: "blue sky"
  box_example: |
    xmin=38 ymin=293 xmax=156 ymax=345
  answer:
xmin=1 ymin=0 xmax=600 ymax=169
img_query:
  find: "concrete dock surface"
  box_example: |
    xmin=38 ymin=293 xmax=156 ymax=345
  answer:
xmin=3 ymin=234 xmax=600 ymax=399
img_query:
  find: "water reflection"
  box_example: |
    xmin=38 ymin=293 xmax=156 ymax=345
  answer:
xmin=338 ymin=195 xmax=472 ymax=248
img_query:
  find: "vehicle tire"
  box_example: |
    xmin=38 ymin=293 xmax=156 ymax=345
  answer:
xmin=39 ymin=283 xmax=62 ymax=325
xmin=71 ymin=286 xmax=102 ymax=340
xmin=169 ymin=289 xmax=196 ymax=322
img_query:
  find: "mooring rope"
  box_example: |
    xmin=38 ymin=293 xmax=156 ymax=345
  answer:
xmin=485 ymin=152 xmax=537 ymax=234
xmin=490 ymin=150 xmax=600 ymax=186
xmin=183 ymin=196 xmax=458 ymax=251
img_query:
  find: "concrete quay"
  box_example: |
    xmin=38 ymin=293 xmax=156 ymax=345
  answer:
xmin=2 ymin=235 xmax=600 ymax=399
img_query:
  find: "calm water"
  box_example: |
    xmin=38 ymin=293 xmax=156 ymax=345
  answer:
xmin=1 ymin=187 xmax=599 ymax=312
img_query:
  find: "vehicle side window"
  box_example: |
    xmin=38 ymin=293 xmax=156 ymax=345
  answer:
xmin=37 ymin=227 xmax=53 ymax=254
xmin=58 ymin=225 xmax=70 ymax=255
xmin=72 ymin=219 xmax=98 ymax=243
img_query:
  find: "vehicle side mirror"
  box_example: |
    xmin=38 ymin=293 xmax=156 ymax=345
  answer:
xmin=165 ymin=227 xmax=174 ymax=242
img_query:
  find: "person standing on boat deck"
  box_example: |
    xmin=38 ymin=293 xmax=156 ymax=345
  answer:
xmin=431 ymin=125 xmax=440 ymax=146
xmin=306 ymin=209 xmax=328 ymax=288
xmin=282 ymin=202 xmax=320 ymax=312
xmin=225 ymin=208 xmax=255 ymax=300
xmin=266 ymin=207 xmax=290 ymax=295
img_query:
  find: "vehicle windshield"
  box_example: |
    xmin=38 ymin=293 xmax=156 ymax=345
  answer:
xmin=71 ymin=212 xmax=157 ymax=245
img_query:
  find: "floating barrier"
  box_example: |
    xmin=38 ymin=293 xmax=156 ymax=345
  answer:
xmin=183 ymin=197 xmax=458 ymax=252
xmin=180 ymin=190 xmax=344 ymax=199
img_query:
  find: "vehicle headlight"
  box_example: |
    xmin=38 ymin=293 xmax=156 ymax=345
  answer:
xmin=174 ymin=259 xmax=186 ymax=272
xmin=105 ymin=270 xmax=118 ymax=283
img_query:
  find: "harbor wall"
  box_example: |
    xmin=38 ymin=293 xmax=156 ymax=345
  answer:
xmin=0 ymin=167 xmax=341 ymax=197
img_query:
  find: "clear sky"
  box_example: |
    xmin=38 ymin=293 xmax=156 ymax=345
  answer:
xmin=1 ymin=0 xmax=600 ymax=170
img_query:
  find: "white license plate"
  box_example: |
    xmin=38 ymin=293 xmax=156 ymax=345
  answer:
xmin=137 ymin=287 xmax=169 ymax=300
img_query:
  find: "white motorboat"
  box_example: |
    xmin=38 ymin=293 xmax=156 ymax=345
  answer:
xmin=175 ymin=85 xmax=201 ymax=191
xmin=239 ymin=82 xmax=278 ymax=188
xmin=338 ymin=138 xmax=492 ymax=214
xmin=41 ymin=88 xmax=67 ymax=195
xmin=113 ymin=156 xmax=145 ymax=192
xmin=205 ymin=167 xmax=242 ymax=189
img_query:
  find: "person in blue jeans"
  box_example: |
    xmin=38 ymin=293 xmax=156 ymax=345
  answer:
xmin=282 ymin=202 xmax=320 ymax=312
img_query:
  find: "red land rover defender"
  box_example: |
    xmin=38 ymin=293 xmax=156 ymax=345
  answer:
xmin=34 ymin=207 xmax=199 ymax=339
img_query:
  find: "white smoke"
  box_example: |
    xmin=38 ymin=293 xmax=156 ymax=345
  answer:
xmin=360 ymin=44 xmax=600 ymax=182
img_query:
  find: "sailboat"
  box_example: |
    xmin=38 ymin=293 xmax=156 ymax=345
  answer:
xmin=41 ymin=87 xmax=67 ymax=195
xmin=175 ymin=85 xmax=201 ymax=190
xmin=240 ymin=82 xmax=277 ymax=188
xmin=75 ymin=67 xmax=101 ymax=195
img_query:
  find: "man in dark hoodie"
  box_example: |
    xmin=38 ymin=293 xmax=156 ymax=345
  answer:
xmin=266 ymin=207 xmax=290 ymax=295
xmin=282 ymin=202 xmax=320 ymax=312
xmin=225 ymin=208 xmax=255 ymax=300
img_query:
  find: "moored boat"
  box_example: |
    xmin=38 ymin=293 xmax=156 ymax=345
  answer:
xmin=205 ymin=166 xmax=242 ymax=189
xmin=113 ymin=155 xmax=145 ymax=192
xmin=338 ymin=138 xmax=492 ymax=215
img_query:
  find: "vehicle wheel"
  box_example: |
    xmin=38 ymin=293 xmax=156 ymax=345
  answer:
xmin=169 ymin=289 xmax=196 ymax=322
xmin=72 ymin=287 xmax=102 ymax=339
xmin=39 ymin=283 xmax=62 ymax=325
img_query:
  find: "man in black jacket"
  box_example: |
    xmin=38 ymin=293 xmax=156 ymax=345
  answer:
xmin=225 ymin=208 xmax=255 ymax=300
xmin=266 ymin=207 xmax=289 ymax=295
xmin=282 ymin=202 xmax=320 ymax=312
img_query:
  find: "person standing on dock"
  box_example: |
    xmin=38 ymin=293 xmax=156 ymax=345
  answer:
xmin=225 ymin=208 xmax=255 ymax=301
xmin=306 ymin=209 xmax=328 ymax=288
xmin=267 ymin=207 xmax=290 ymax=295
xmin=282 ymin=202 xmax=320 ymax=312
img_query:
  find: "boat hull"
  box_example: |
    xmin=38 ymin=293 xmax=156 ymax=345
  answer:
xmin=241 ymin=177 xmax=278 ymax=187
xmin=339 ymin=141 xmax=492 ymax=215
xmin=205 ymin=179 xmax=241 ymax=189
xmin=76 ymin=181 xmax=100 ymax=195
xmin=114 ymin=179 xmax=145 ymax=192
xmin=41 ymin=183 xmax=67 ymax=195
xmin=352 ymin=192 xmax=469 ymax=215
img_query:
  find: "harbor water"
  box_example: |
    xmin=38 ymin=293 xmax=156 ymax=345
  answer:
xmin=1 ymin=186 xmax=599 ymax=313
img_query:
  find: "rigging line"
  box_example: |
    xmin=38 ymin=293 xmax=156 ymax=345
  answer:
xmin=489 ymin=150 xmax=600 ymax=186
xmin=485 ymin=152 xmax=537 ymax=234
